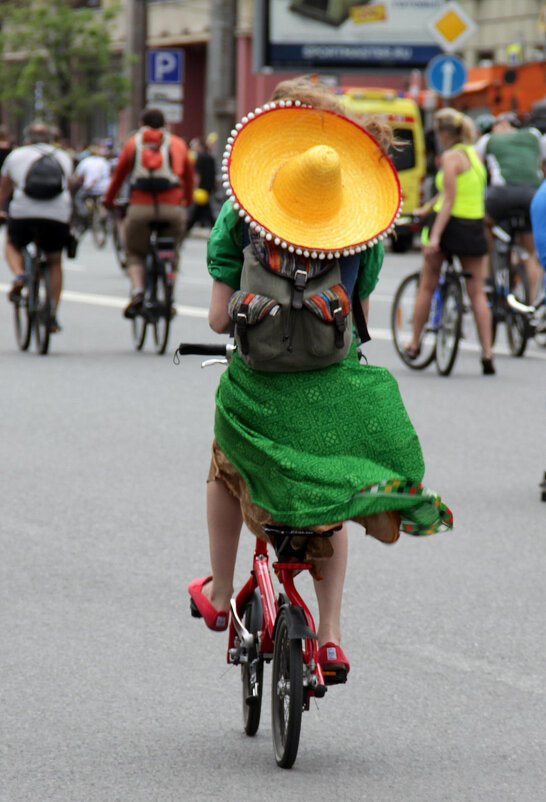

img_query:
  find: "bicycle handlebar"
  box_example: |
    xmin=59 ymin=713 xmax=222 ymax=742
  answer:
xmin=176 ymin=342 xmax=232 ymax=356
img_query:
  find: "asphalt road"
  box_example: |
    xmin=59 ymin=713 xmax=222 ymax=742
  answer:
xmin=1 ymin=228 xmax=545 ymax=801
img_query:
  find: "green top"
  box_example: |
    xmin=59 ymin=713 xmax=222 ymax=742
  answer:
xmin=433 ymin=144 xmax=486 ymax=219
xmin=207 ymin=200 xmax=384 ymax=297
xmin=485 ymin=130 xmax=542 ymax=188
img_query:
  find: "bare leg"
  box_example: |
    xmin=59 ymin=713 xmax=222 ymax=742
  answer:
xmin=203 ymin=479 xmax=243 ymax=611
xmin=126 ymin=263 xmax=145 ymax=294
xmin=313 ymin=524 xmax=348 ymax=647
xmin=519 ymin=232 xmax=541 ymax=303
xmin=408 ymin=250 xmax=443 ymax=350
xmin=5 ymin=239 xmax=24 ymax=277
xmin=461 ymin=254 xmax=493 ymax=360
xmin=45 ymin=253 xmax=63 ymax=311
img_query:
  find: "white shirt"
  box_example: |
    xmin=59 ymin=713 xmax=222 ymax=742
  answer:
xmin=1 ymin=143 xmax=73 ymax=222
xmin=75 ymin=154 xmax=111 ymax=195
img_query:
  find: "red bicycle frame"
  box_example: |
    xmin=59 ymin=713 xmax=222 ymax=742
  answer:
xmin=227 ymin=535 xmax=326 ymax=701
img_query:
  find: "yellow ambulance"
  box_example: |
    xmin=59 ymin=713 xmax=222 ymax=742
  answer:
xmin=337 ymin=87 xmax=426 ymax=251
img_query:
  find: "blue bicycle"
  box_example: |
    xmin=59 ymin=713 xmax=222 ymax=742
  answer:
xmin=391 ymin=254 xmax=469 ymax=376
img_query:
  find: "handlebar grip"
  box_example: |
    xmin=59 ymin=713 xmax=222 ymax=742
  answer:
xmin=176 ymin=342 xmax=228 ymax=356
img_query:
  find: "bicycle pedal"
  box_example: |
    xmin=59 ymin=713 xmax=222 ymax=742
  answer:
xmin=189 ymin=598 xmax=202 ymax=619
xmin=245 ymin=695 xmax=260 ymax=708
xmin=322 ymin=668 xmax=348 ymax=685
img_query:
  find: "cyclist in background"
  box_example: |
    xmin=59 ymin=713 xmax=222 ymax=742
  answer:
xmin=529 ymin=179 xmax=546 ymax=333
xmin=103 ymin=107 xmax=194 ymax=318
xmin=405 ymin=108 xmax=494 ymax=374
xmin=475 ymin=112 xmax=544 ymax=302
xmin=71 ymin=142 xmax=111 ymax=226
xmin=0 ymin=121 xmax=73 ymax=332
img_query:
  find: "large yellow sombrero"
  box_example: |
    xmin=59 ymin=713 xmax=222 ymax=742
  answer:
xmin=223 ymin=101 xmax=401 ymax=257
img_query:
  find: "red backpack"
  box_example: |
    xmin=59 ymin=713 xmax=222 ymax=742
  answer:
xmin=130 ymin=128 xmax=180 ymax=193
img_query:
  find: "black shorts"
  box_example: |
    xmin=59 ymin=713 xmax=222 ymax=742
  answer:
xmin=7 ymin=218 xmax=70 ymax=253
xmin=424 ymin=213 xmax=488 ymax=257
xmin=485 ymin=185 xmax=537 ymax=231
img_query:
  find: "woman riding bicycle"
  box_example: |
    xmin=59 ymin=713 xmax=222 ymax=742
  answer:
xmin=404 ymin=108 xmax=494 ymax=375
xmin=189 ymin=78 xmax=453 ymax=680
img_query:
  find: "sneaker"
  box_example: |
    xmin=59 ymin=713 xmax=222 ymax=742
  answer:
xmin=8 ymin=276 xmax=25 ymax=302
xmin=123 ymin=291 xmax=144 ymax=319
xmin=49 ymin=317 xmax=62 ymax=333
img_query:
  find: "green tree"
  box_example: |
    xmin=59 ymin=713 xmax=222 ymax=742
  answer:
xmin=0 ymin=0 xmax=130 ymax=138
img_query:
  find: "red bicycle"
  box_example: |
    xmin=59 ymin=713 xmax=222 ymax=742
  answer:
xmin=176 ymin=342 xmax=345 ymax=769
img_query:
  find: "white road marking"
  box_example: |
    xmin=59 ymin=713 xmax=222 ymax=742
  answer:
xmin=1 ymin=282 xmax=545 ymax=357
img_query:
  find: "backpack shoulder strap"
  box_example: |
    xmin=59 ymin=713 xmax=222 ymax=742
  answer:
xmin=351 ymin=285 xmax=371 ymax=344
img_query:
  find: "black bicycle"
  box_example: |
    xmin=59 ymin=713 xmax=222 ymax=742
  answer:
xmin=391 ymin=255 xmax=469 ymax=376
xmin=131 ymin=221 xmax=176 ymax=355
xmin=487 ymin=215 xmax=531 ymax=357
xmin=11 ymin=241 xmax=55 ymax=354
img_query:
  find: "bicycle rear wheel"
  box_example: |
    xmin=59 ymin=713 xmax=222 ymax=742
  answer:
xmin=391 ymin=271 xmax=436 ymax=369
xmin=241 ymin=590 xmax=264 ymax=737
xmin=13 ymin=284 xmax=31 ymax=351
xmin=34 ymin=267 xmax=52 ymax=355
xmin=435 ymin=277 xmax=463 ymax=376
xmin=506 ymin=264 xmax=530 ymax=357
xmin=132 ymin=314 xmax=147 ymax=350
xmin=271 ymin=606 xmax=303 ymax=769
xmin=152 ymin=269 xmax=172 ymax=355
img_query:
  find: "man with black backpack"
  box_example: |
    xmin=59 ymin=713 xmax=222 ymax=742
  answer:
xmin=103 ymin=107 xmax=194 ymax=318
xmin=0 ymin=121 xmax=73 ymax=332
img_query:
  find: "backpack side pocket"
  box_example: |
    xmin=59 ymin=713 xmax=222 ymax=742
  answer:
xmin=229 ymin=291 xmax=281 ymax=358
xmin=303 ymin=284 xmax=352 ymax=357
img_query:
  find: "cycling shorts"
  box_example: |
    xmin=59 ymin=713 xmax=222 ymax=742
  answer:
xmin=124 ymin=203 xmax=187 ymax=269
xmin=7 ymin=218 xmax=70 ymax=253
xmin=485 ymin=185 xmax=538 ymax=231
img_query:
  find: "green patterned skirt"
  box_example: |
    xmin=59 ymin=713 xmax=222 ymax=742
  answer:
xmin=214 ymin=345 xmax=453 ymax=536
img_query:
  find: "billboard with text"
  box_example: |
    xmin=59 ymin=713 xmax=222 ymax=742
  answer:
xmin=255 ymin=0 xmax=445 ymax=71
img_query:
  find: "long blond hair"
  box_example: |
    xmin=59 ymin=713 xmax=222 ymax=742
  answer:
xmin=435 ymin=108 xmax=476 ymax=145
xmin=268 ymin=77 xmax=394 ymax=152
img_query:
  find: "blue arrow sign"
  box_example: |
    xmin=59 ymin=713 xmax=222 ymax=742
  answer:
xmin=426 ymin=54 xmax=467 ymax=98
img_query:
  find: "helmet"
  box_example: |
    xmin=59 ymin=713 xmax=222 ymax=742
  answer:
xmin=475 ymin=113 xmax=495 ymax=135
xmin=495 ymin=111 xmax=521 ymax=128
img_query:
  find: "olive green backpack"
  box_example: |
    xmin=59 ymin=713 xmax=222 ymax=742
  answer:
xmin=228 ymin=228 xmax=367 ymax=372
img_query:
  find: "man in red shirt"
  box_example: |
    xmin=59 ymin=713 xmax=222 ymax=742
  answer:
xmin=104 ymin=108 xmax=194 ymax=317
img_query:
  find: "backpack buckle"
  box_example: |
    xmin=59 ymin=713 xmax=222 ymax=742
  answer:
xmin=292 ymin=269 xmax=307 ymax=309
xmin=236 ymin=306 xmax=250 ymax=354
xmin=332 ymin=305 xmax=345 ymax=348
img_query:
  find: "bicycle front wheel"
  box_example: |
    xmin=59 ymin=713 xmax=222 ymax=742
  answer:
xmin=241 ymin=590 xmax=264 ymax=737
xmin=34 ymin=268 xmax=52 ymax=355
xmin=391 ymin=271 xmax=436 ymax=370
xmin=506 ymin=264 xmax=530 ymax=357
xmin=132 ymin=314 xmax=147 ymax=350
xmin=435 ymin=278 xmax=463 ymax=376
xmin=152 ymin=269 xmax=172 ymax=355
xmin=271 ymin=606 xmax=303 ymax=769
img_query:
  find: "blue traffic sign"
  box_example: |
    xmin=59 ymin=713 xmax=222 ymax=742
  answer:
xmin=426 ymin=54 xmax=467 ymax=98
xmin=148 ymin=49 xmax=183 ymax=84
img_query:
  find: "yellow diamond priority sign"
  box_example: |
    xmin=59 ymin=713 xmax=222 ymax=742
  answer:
xmin=427 ymin=1 xmax=477 ymax=53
